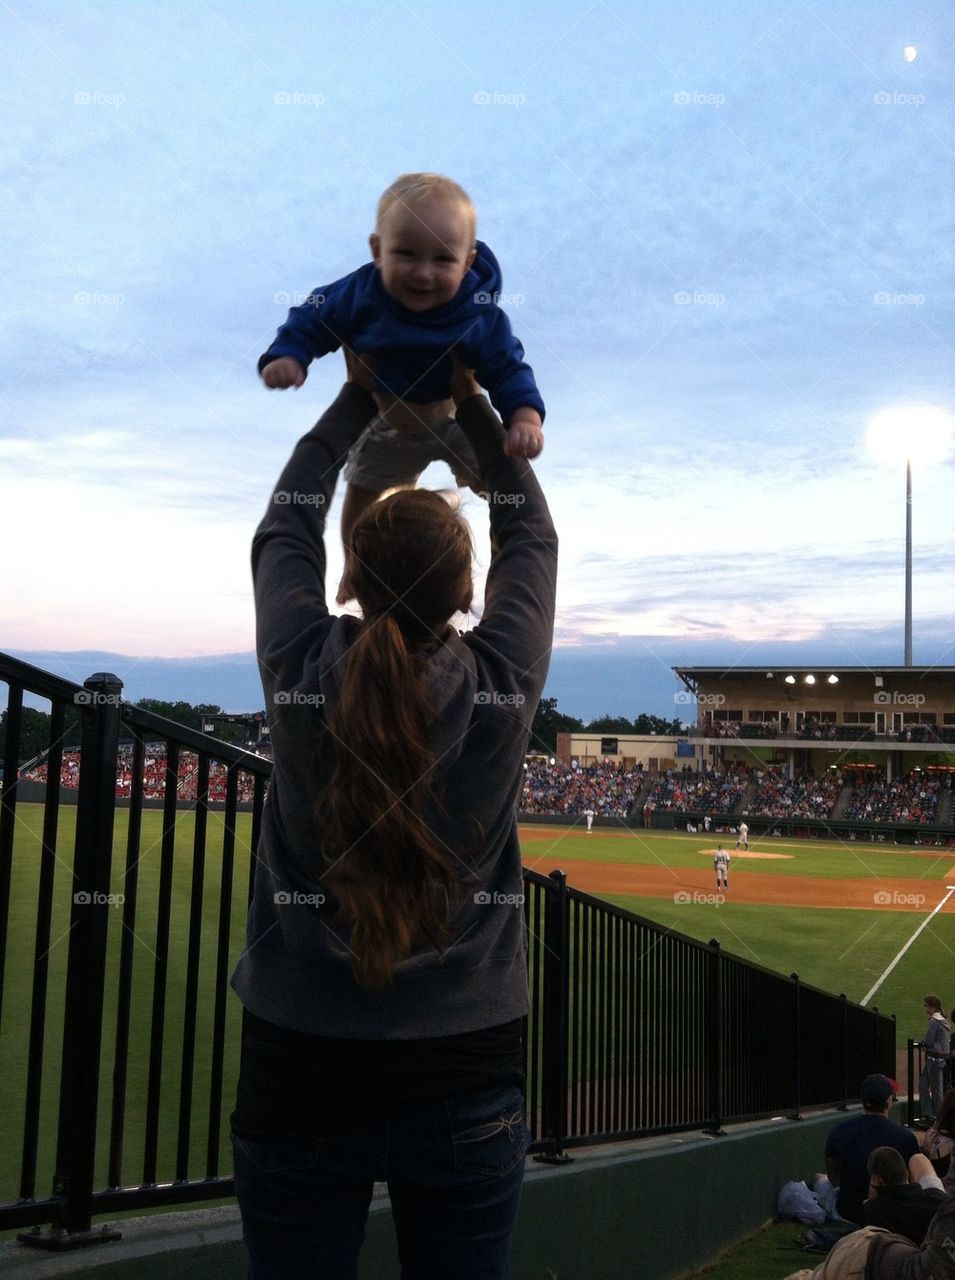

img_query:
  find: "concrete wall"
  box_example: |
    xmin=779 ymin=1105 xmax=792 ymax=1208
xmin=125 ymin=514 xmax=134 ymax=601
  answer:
xmin=1 ymin=1107 xmax=868 ymax=1280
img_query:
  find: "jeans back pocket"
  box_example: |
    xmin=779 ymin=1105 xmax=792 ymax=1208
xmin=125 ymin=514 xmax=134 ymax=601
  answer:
xmin=447 ymin=1086 xmax=529 ymax=1177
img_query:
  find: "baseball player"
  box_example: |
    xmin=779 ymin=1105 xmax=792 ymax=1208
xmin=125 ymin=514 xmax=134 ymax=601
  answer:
xmin=583 ymin=808 xmax=595 ymax=832
xmin=714 ymin=844 xmax=730 ymax=892
xmin=736 ymin=821 xmax=749 ymax=851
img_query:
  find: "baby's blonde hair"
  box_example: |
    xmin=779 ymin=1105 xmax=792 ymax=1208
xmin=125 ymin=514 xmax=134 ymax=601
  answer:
xmin=376 ymin=173 xmax=477 ymax=246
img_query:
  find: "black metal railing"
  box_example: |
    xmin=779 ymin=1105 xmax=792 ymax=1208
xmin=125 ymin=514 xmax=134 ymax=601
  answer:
xmin=524 ymin=869 xmax=895 ymax=1158
xmin=1 ymin=652 xmax=896 ymax=1247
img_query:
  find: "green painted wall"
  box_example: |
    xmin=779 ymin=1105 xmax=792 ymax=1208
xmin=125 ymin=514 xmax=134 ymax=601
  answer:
xmin=2 ymin=1108 xmax=884 ymax=1280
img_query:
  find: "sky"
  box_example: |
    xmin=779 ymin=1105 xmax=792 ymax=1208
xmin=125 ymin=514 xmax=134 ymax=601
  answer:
xmin=2 ymin=0 xmax=953 ymax=719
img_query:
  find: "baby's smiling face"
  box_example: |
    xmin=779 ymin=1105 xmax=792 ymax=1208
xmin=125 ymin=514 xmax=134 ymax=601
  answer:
xmin=370 ymin=196 xmax=476 ymax=313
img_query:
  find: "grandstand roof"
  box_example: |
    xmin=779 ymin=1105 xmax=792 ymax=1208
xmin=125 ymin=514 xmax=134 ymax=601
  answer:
xmin=674 ymin=665 xmax=955 ymax=690
xmin=674 ymin=666 xmax=955 ymax=674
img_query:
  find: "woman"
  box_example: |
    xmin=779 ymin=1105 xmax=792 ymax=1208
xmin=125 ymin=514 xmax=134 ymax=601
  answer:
xmin=920 ymin=1087 xmax=955 ymax=1177
xmin=229 ymin=354 xmax=558 ymax=1279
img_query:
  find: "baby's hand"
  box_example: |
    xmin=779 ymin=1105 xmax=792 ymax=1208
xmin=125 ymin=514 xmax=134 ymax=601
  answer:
xmin=504 ymin=417 xmax=544 ymax=460
xmin=262 ymin=357 xmax=306 ymax=389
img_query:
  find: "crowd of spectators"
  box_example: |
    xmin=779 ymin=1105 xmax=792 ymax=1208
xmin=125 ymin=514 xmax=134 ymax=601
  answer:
xmin=797 ymin=716 xmax=838 ymax=740
xmin=23 ymin=743 xmax=266 ymax=804
xmin=22 ymin=748 xmax=952 ymax=829
xmin=747 ymin=769 xmax=844 ymax=819
xmin=701 ymin=718 xmax=743 ymax=738
xmin=641 ymin=766 xmax=749 ymax=816
xmin=843 ymin=771 xmax=944 ymax=824
xmin=521 ymin=759 xmax=645 ymax=818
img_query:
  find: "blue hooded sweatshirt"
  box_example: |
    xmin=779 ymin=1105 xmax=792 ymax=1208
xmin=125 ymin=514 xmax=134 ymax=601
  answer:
xmin=259 ymin=241 xmax=545 ymax=425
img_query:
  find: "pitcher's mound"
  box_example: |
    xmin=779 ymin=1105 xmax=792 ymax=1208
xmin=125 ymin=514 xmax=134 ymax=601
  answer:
xmin=702 ymin=848 xmax=793 ymax=860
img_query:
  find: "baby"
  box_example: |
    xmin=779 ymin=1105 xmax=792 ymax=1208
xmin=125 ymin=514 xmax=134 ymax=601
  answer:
xmin=259 ymin=172 xmax=545 ymax=599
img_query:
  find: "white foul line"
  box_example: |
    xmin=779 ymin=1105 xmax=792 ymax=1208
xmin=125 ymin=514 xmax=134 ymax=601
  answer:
xmin=861 ymin=886 xmax=955 ymax=1007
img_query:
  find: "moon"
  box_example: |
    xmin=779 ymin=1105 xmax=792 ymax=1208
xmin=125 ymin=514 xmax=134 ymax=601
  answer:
xmin=903 ymin=46 xmax=917 ymax=62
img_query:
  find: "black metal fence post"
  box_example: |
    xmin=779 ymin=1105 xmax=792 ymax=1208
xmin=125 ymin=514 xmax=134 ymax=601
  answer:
xmin=37 ymin=674 xmax=123 ymax=1248
xmin=907 ymin=1039 xmax=916 ymax=1126
xmin=791 ymin=973 xmax=802 ymax=1120
xmin=537 ymin=869 xmax=572 ymax=1163
xmin=704 ymin=938 xmax=724 ymax=1135
xmin=840 ymin=992 xmax=849 ymax=1110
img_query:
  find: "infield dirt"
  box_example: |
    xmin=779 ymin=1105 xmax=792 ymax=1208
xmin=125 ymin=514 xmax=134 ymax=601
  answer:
xmin=519 ymin=849 xmax=951 ymax=912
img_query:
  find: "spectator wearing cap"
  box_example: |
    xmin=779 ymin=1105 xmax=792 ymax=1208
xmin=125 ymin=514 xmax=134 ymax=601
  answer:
xmin=812 ymin=1074 xmax=919 ymax=1224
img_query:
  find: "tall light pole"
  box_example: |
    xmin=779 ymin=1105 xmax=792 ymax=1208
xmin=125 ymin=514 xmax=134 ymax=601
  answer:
xmin=867 ymin=406 xmax=953 ymax=668
xmin=904 ymin=457 xmax=912 ymax=666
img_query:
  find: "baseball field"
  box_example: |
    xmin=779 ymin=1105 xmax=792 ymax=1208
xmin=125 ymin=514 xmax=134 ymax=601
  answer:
xmin=1 ymin=805 xmax=953 ymax=1218
xmin=521 ymin=823 xmax=955 ymax=1044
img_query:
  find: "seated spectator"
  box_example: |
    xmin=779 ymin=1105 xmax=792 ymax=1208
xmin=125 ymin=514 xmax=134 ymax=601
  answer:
xmin=785 ymin=1171 xmax=955 ymax=1279
xmin=813 ymin=1075 xmax=919 ymax=1224
xmin=920 ymin=1089 xmax=955 ymax=1177
xmin=863 ymin=1148 xmax=944 ymax=1244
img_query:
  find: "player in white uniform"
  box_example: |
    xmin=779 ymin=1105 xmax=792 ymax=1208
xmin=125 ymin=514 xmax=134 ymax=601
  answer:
xmin=714 ymin=844 xmax=730 ymax=891
xmin=583 ymin=808 xmax=595 ymax=832
xmin=736 ymin=821 xmax=749 ymax=851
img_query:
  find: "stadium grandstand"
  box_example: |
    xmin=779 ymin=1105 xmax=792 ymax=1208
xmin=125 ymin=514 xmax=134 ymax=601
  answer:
xmin=22 ymin=742 xmax=269 ymax=804
xmin=517 ymin=665 xmax=955 ymax=833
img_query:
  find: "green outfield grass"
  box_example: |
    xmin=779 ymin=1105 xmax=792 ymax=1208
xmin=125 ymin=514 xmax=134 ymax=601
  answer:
xmin=1 ymin=803 xmax=251 ymax=1214
xmin=2 ymin=807 xmax=953 ymax=1219
xmin=522 ymin=825 xmax=955 ymax=1043
xmin=521 ymin=825 xmax=955 ymax=882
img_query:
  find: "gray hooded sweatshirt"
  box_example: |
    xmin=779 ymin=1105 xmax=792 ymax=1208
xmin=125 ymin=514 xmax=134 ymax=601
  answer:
xmin=230 ymin=383 xmax=558 ymax=1039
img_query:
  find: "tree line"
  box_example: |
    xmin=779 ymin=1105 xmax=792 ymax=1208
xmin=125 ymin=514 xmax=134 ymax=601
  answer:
xmin=4 ymin=696 xmax=684 ymax=765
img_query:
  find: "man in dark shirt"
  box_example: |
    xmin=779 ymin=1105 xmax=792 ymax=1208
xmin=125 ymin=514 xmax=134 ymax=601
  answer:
xmin=816 ymin=1074 xmax=919 ymax=1223
xmin=863 ymin=1146 xmax=945 ymax=1245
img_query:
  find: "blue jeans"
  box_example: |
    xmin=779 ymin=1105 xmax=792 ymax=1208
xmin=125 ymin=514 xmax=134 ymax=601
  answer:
xmin=231 ymin=1083 xmax=528 ymax=1279
xmin=920 ymin=1057 xmax=946 ymax=1120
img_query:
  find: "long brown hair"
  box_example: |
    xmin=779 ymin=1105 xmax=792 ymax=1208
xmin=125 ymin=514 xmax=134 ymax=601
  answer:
xmin=319 ymin=489 xmax=474 ymax=989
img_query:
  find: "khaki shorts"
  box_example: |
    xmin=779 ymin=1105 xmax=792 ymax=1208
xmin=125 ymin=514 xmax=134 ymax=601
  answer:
xmin=343 ymin=416 xmax=482 ymax=492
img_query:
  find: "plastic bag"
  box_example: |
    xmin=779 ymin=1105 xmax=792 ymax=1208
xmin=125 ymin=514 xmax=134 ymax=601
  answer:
xmin=778 ymin=1179 xmax=827 ymax=1225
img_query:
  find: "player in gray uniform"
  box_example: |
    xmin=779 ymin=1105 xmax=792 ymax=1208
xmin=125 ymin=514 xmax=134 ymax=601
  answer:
xmin=714 ymin=844 xmax=730 ymax=892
